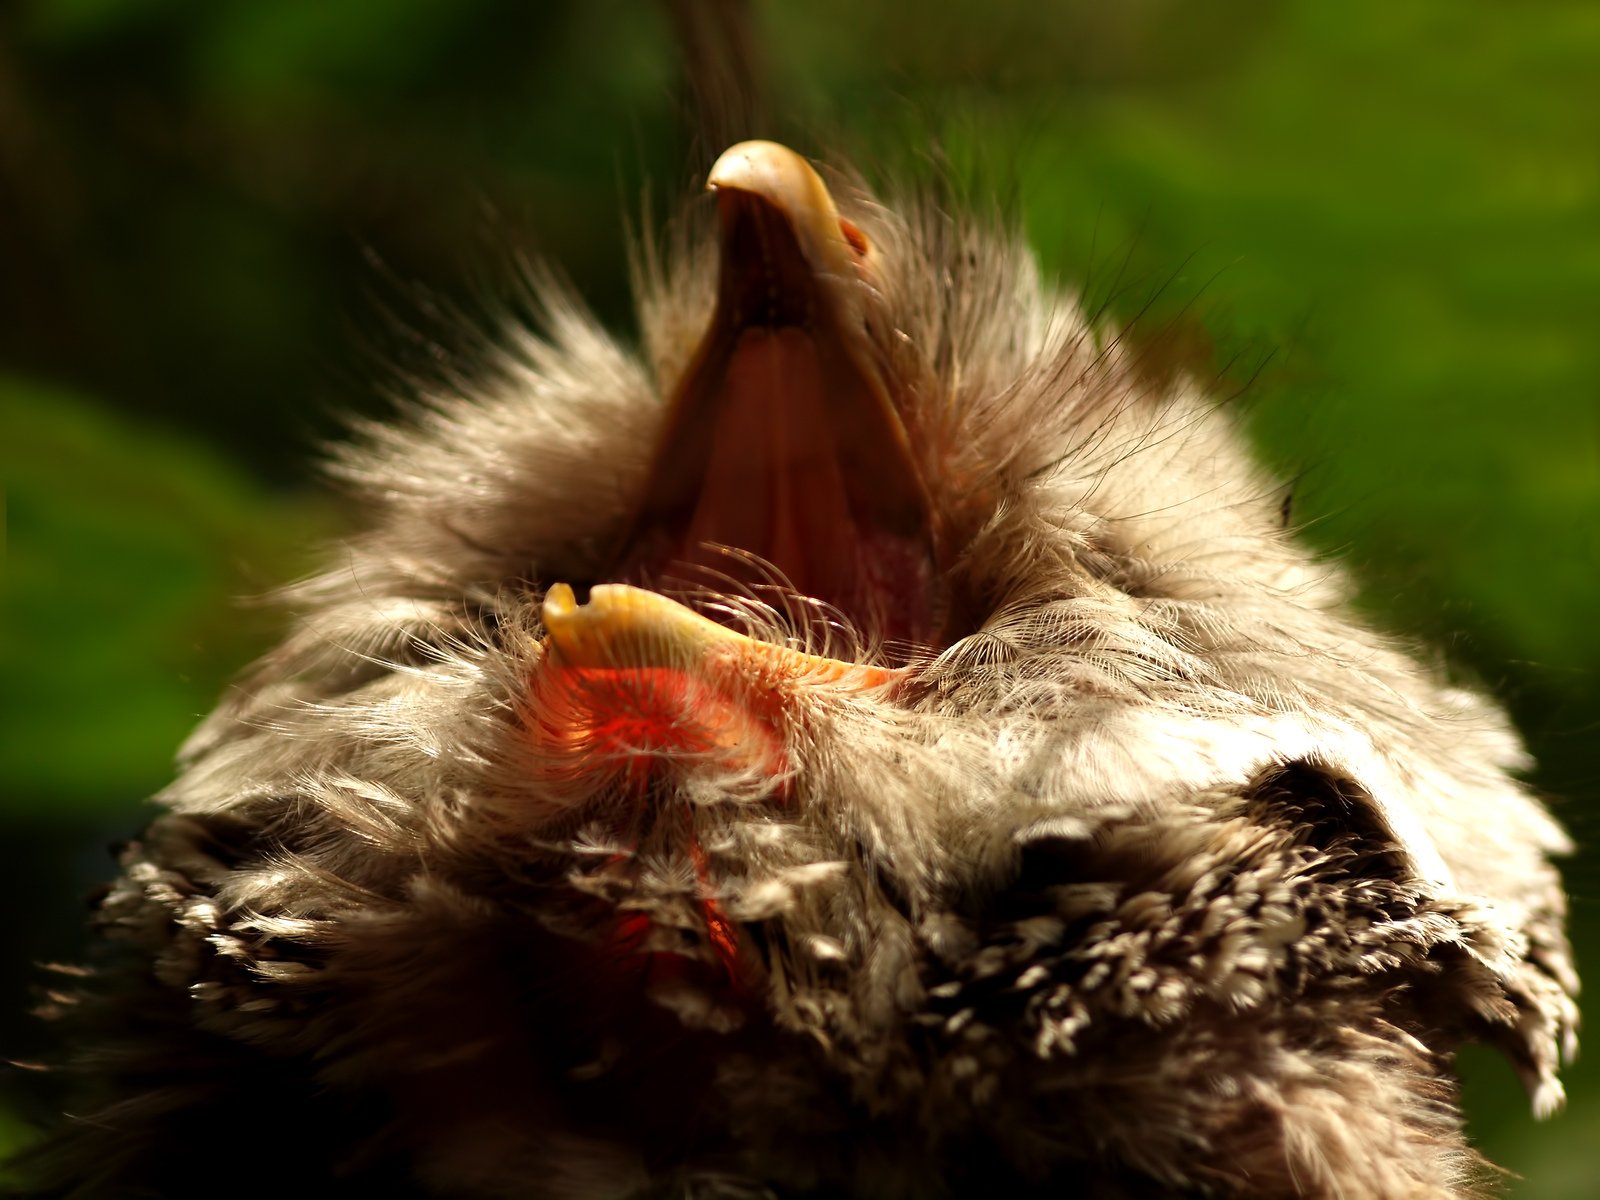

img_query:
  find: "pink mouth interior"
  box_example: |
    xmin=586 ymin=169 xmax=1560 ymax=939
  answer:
xmin=615 ymin=324 xmax=941 ymax=651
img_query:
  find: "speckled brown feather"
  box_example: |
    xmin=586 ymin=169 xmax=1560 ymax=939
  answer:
xmin=12 ymin=160 xmax=1575 ymax=1199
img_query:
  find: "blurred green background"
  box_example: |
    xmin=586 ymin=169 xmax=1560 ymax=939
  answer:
xmin=2 ymin=0 xmax=1597 ymax=1190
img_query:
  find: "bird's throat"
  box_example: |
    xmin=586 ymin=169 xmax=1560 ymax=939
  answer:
xmin=608 ymin=140 xmax=946 ymax=653
xmin=615 ymin=325 xmax=939 ymax=647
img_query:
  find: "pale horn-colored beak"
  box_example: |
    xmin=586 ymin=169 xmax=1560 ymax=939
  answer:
xmin=705 ymin=139 xmax=866 ymax=298
xmin=540 ymin=582 xmax=899 ymax=688
xmin=599 ymin=140 xmax=946 ymax=650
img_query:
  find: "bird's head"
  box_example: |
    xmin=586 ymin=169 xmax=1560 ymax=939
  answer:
xmin=517 ymin=139 xmax=1013 ymax=1003
xmin=144 ymin=136 xmax=1573 ymax=1189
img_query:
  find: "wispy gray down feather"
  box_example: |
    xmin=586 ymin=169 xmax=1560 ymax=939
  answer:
xmin=14 ymin=161 xmax=1576 ymax=1200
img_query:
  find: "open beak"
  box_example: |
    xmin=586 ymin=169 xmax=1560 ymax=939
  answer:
xmin=611 ymin=140 xmax=944 ymax=651
xmin=532 ymin=142 xmax=937 ymax=783
xmin=540 ymin=582 xmax=899 ymax=689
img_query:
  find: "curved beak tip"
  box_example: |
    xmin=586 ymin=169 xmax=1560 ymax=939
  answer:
xmin=707 ymin=141 xmax=839 ymax=219
xmin=707 ymin=140 xmax=813 ymax=194
xmin=704 ymin=140 xmax=859 ymax=289
xmin=543 ymin=581 xmax=578 ymax=621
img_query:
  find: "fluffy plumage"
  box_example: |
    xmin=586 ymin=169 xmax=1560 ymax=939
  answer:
xmin=16 ymin=150 xmax=1576 ymax=1199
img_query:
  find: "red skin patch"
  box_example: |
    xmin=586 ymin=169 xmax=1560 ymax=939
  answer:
xmin=529 ymin=664 xmax=788 ymax=785
xmin=528 ymin=661 xmax=790 ymax=979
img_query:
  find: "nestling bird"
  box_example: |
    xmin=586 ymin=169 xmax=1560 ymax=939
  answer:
xmin=15 ymin=137 xmax=1577 ymax=1198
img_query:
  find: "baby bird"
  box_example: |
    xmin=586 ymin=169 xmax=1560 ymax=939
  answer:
xmin=18 ymin=140 xmax=1576 ymax=1199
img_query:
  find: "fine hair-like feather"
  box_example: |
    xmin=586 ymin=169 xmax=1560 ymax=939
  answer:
xmin=13 ymin=156 xmax=1576 ymax=1199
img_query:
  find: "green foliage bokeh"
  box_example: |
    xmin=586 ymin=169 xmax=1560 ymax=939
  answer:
xmin=2 ymin=0 xmax=1597 ymax=1188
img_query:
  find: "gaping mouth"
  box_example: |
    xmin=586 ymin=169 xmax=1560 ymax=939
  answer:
xmin=610 ymin=139 xmax=945 ymax=656
xmin=534 ymin=141 xmax=946 ymax=770
xmin=530 ymin=142 xmax=946 ymax=979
